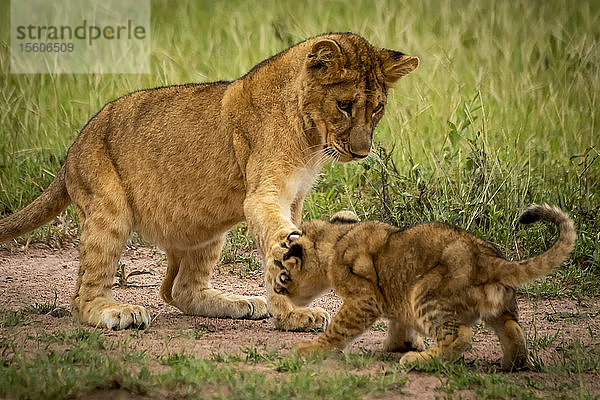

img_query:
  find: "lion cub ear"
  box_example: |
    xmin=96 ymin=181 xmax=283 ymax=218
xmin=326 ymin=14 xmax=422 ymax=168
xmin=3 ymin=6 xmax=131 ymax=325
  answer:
xmin=379 ymin=49 xmax=419 ymax=87
xmin=330 ymin=210 xmax=359 ymax=224
xmin=307 ymin=39 xmax=344 ymax=81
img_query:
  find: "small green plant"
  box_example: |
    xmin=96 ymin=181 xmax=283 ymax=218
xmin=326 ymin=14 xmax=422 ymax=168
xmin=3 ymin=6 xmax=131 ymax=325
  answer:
xmin=179 ymin=326 xmax=208 ymax=340
xmin=371 ymin=321 xmax=387 ymax=331
xmin=588 ymin=323 xmax=597 ymax=339
xmin=373 ymin=367 xmax=408 ymax=394
xmin=235 ymin=254 xmax=262 ymax=278
xmin=0 ymin=311 xmax=24 ymax=328
xmin=23 ymin=290 xmax=58 ymax=315
xmin=343 ymin=349 xmax=379 ymax=369
xmin=548 ymin=339 xmax=600 ymax=374
xmin=273 ymin=352 xmax=305 ymax=372
xmin=210 ymin=351 xmax=243 ymax=363
xmin=211 ymin=346 xmax=280 ymax=364
xmin=542 ymin=310 xmax=599 ymax=323
xmin=114 ymin=262 xmax=153 ymax=288
xmin=241 ymin=345 xmax=279 ymax=363
xmin=527 ymin=324 xmax=556 ymax=369
xmin=36 ymin=328 xmax=107 ymax=347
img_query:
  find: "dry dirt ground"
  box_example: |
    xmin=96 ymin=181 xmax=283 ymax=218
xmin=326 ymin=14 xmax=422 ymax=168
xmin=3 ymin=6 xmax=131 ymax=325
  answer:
xmin=1 ymin=242 xmax=599 ymax=399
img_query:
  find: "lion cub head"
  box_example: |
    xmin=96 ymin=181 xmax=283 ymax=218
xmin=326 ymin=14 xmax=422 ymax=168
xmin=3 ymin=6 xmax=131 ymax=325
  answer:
xmin=299 ymin=33 xmax=419 ymax=162
xmin=272 ymin=211 xmax=359 ymax=306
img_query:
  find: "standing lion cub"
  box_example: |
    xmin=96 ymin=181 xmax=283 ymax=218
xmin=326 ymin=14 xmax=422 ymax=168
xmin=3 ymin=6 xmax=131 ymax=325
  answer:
xmin=268 ymin=205 xmax=576 ymax=370
xmin=0 ymin=33 xmax=418 ymax=331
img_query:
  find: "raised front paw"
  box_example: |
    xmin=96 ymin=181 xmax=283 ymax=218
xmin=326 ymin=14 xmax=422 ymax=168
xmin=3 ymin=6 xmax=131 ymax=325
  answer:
xmin=266 ymin=256 xmax=287 ymax=294
xmin=273 ymin=268 xmax=291 ymax=295
xmin=269 ymin=248 xmax=303 ymax=295
xmin=274 ymin=306 xmax=330 ymax=332
xmin=270 ymin=230 xmax=302 ymax=261
xmin=266 ymin=232 xmax=303 ymax=294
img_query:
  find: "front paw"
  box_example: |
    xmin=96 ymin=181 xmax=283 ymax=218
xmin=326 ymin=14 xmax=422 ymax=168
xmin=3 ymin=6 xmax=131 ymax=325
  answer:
xmin=501 ymin=354 xmax=535 ymax=371
xmin=274 ymin=307 xmax=330 ymax=332
xmin=87 ymin=303 xmax=151 ymax=330
xmin=266 ymin=234 xmax=302 ymax=293
xmin=295 ymin=340 xmax=328 ymax=355
xmin=270 ymin=230 xmax=301 ymax=260
xmin=271 ymin=251 xmax=302 ymax=295
xmin=266 ymin=254 xmax=291 ymax=294
xmin=273 ymin=269 xmax=291 ymax=295
xmin=384 ymin=339 xmax=425 ymax=353
xmin=399 ymin=351 xmax=431 ymax=366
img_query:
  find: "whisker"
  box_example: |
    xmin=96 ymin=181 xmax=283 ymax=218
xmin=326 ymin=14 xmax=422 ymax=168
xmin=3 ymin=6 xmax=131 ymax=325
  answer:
xmin=306 ymin=147 xmax=333 ymax=168
xmin=304 ymin=144 xmax=327 ymax=152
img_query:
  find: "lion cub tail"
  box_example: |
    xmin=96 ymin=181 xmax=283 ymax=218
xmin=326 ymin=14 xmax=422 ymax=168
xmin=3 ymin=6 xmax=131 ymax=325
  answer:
xmin=487 ymin=204 xmax=576 ymax=286
xmin=0 ymin=166 xmax=70 ymax=242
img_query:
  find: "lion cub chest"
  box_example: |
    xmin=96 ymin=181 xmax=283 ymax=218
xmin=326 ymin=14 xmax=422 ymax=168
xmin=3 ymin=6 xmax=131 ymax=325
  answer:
xmin=280 ymin=166 xmax=320 ymax=218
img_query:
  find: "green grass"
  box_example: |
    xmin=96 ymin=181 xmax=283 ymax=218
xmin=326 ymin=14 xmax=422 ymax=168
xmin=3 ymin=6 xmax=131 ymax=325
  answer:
xmin=0 ymin=310 xmax=24 ymax=328
xmin=1 ymin=328 xmax=598 ymax=400
xmin=0 ymin=331 xmax=408 ymax=400
xmin=371 ymin=321 xmax=387 ymax=332
xmin=1 ymin=329 xmax=150 ymax=400
xmin=404 ymin=349 xmax=600 ymax=400
xmin=0 ymin=296 xmax=62 ymax=328
xmin=219 ymin=223 xmax=262 ymax=278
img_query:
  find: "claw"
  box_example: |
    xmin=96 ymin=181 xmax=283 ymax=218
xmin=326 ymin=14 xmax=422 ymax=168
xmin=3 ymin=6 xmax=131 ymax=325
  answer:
xmin=274 ymin=286 xmax=288 ymax=295
xmin=283 ymin=243 xmax=303 ymax=262
xmin=287 ymin=231 xmax=301 ymax=241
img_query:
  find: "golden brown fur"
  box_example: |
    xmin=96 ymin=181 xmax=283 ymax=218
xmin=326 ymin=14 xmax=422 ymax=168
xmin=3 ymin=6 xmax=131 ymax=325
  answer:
xmin=0 ymin=33 xmax=418 ymax=330
xmin=268 ymin=204 xmax=576 ymax=370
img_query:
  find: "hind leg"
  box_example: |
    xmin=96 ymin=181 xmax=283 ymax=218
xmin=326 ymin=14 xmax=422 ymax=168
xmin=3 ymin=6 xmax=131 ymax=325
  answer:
xmin=159 ymin=250 xmax=181 ymax=304
xmin=384 ymin=319 xmax=425 ymax=352
xmin=400 ymin=321 xmax=473 ymax=365
xmin=486 ymin=305 xmax=532 ymax=370
xmin=70 ymin=182 xmax=150 ymax=330
xmin=167 ymin=236 xmax=269 ymax=319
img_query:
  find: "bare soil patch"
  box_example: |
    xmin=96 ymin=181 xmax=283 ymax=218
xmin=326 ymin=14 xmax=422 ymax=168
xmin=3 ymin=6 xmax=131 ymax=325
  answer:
xmin=1 ymin=243 xmax=599 ymax=398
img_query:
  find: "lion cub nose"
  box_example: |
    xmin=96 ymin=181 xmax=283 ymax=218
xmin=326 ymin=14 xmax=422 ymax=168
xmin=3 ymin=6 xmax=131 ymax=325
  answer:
xmin=349 ymin=133 xmax=372 ymax=159
xmin=349 ymin=150 xmax=369 ymax=159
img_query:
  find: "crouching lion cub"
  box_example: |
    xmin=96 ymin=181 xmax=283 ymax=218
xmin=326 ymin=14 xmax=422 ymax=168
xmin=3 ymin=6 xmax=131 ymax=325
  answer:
xmin=268 ymin=205 xmax=576 ymax=370
xmin=0 ymin=33 xmax=418 ymax=331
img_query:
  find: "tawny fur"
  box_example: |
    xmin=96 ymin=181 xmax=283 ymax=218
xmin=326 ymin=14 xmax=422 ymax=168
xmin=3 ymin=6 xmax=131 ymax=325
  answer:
xmin=0 ymin=33 xmax=418 ymax=331
xmin=269 ymin=204 xmax=576 ymax=370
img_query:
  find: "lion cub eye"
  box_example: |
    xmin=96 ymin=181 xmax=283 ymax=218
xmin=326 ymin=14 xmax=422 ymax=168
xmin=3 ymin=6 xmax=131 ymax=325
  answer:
xmin=372 ymin=103 xmax=384 ymax=115
xmin=337 ymin=100 xmax=353 ymax=117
